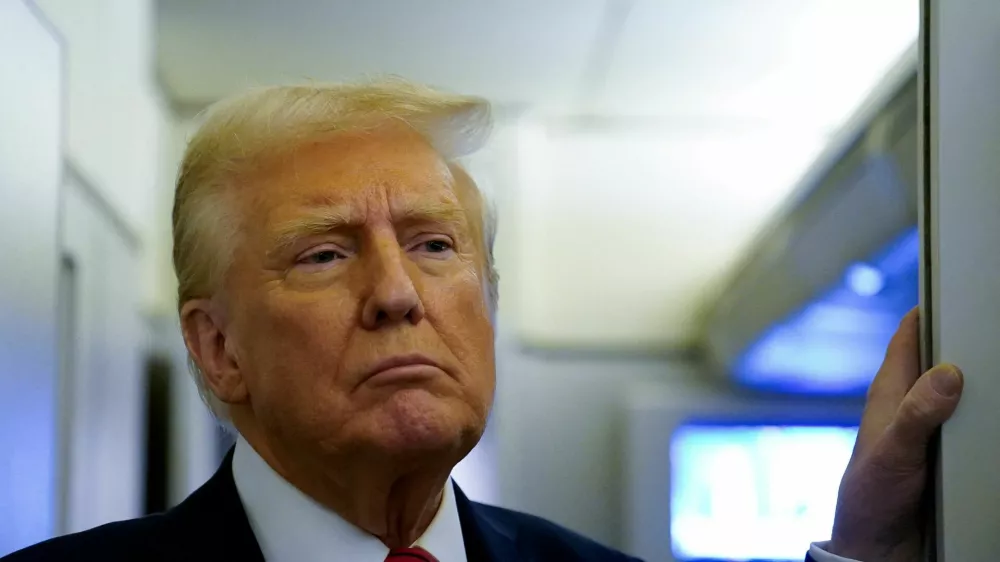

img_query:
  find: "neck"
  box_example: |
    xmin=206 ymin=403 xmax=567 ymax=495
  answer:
xmin=234 ymin=418 xmax=455 ymax=549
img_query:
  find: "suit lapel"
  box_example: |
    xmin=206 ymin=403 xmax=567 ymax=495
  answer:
xmin=452 ymin=483 xmax=525 ymax=562
xmin=161 ymin=448 xmax=265 ymax=562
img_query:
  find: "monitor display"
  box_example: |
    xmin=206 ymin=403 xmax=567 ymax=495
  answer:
xmin=670 ymin=423 xmax=858 ymax=561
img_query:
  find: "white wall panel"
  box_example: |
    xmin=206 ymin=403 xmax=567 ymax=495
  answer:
xmin=60 ymin=172 xmax=145 ymax=533
xmin=0 ymin=1 xmax=62 ymax=555
xmin=33 ymin=0 xmax=176 ymax=317
xmin=924 ymin=1 xmax=1000 ymax=559
xmin=32 ymin=0 xmax=162 ymax=233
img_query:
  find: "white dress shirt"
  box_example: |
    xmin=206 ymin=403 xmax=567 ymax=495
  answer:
xmin=232 ymin=436 xmax=468 ymax=562
xmin=810 ymin=541 xmax=860 ymax=562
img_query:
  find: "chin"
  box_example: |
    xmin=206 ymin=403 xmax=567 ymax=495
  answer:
xmin=372 ymin=389 xmax=482 ymax=458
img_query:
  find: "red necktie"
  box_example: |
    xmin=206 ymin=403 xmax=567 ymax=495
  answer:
xmin=385 ymin=547 xmax=439 ymax=562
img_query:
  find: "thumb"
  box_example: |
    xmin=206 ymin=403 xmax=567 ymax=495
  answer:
xmin=879 ymin=364 xmax=963 ymax=468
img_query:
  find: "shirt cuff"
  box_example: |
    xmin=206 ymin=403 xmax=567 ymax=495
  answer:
xmin=809 ymin=541 xmax=862 ymax=562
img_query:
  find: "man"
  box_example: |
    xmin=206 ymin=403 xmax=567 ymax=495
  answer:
xmin=4 ymin=80 xmax=964 ymax=562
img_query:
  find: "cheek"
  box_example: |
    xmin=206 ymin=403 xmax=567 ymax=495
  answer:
xmin=233 ymin=294 xmax=356 ymax=402
xmin=425 ymin=269 xmax=496 ymax=390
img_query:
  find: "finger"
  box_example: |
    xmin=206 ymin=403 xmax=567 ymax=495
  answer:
xmin=874 ymin=364 xmax=963 ymax=470
xmin=874 ymin=308 xmax=923 ymax=402
xmin=857 ymin=308 xmax=923 ymax=449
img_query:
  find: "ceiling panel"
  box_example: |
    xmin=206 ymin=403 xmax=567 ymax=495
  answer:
xmin=157 ymin=0 xmax=607 ymax=107
xmin=600 ymin=0 xmax=918 ymax=128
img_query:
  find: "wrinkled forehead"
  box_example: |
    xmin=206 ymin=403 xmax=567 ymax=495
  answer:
xmin=237 ymin=125 xmax=470 ymax=230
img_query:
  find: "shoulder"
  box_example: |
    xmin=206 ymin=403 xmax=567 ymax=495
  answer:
xmin=1 ymin=515 xmax=167 ymax=562
xmin=4 ymin=450 xmax=260 ymax=562
xmin=472 ymin=502 xmax=641 ymax=561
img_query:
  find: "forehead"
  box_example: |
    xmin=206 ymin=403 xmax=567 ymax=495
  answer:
xmin=241 ymin=126 xmax=462 ymax=224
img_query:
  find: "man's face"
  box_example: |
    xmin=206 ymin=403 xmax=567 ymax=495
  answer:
xmin=221 ymin=126 xmax=495 ymax=462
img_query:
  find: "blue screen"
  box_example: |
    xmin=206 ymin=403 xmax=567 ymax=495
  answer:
xmin=670 ymin=424 xmax=858 ymax=561
xmin=735 ymin=226 xmax=918 ymax=395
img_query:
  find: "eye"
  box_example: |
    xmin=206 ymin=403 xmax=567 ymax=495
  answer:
xmin=422 ymin=239 xmax=452 ymax=253
xmin=408 ymin=237 xmax=455 ymax=259
xmin=309 ymin=250 xmax=342 ymax=263
xmin=298 ymin=248 xmax=346 ymax=266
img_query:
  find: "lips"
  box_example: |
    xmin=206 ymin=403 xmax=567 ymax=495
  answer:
xmin=362 ymin=354 xmax=446 ymax=387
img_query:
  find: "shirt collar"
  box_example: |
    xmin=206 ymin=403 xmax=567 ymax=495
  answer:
xmin=231 ymin=436 xmax=467 ymax=562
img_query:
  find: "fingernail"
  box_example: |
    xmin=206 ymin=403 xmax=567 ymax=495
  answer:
xmin=931 ymin=367 xmax=962 ymax=397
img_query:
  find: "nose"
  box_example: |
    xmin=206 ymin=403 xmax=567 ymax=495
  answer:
xmin=360 ymin=238 xmax=425 ymax=330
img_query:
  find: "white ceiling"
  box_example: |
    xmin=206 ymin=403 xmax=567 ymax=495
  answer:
xmin=157 ymin=0 xmax=611 ymax=110
xmin=157 ymin=0 xmax=917 ymax=123
xmin=156 ymin=0 xmax=918 ymax=349
xmin=600 ymin=0 xmax=918 ymax=128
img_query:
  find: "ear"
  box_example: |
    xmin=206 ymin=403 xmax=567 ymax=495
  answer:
xmin=180 ymin=299 xmax=248 ymax=405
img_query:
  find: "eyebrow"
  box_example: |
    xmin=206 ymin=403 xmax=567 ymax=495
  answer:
xmin=268 ymin=207 xmax=355 ymax=258
xmin=267 ymin=200 xmax=469 ymax=258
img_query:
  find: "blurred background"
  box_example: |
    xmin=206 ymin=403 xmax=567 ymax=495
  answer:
xmin=1 ymin=0 xmax=922 ymax=560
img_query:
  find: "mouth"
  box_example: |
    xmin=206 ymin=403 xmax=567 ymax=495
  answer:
xmin=362 ymin=354 xmax=447 ymax=388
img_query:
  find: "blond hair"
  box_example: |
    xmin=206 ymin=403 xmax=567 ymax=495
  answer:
xmin=173 ymin=78 xmax=498 ymax=419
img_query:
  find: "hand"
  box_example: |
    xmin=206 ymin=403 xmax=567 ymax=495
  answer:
xmin=828 ymin=308 xmax=963 ymax=561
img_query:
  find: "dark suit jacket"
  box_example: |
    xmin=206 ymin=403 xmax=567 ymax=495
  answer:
xmin=3 ymin=450 xmax=640 ymax=561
